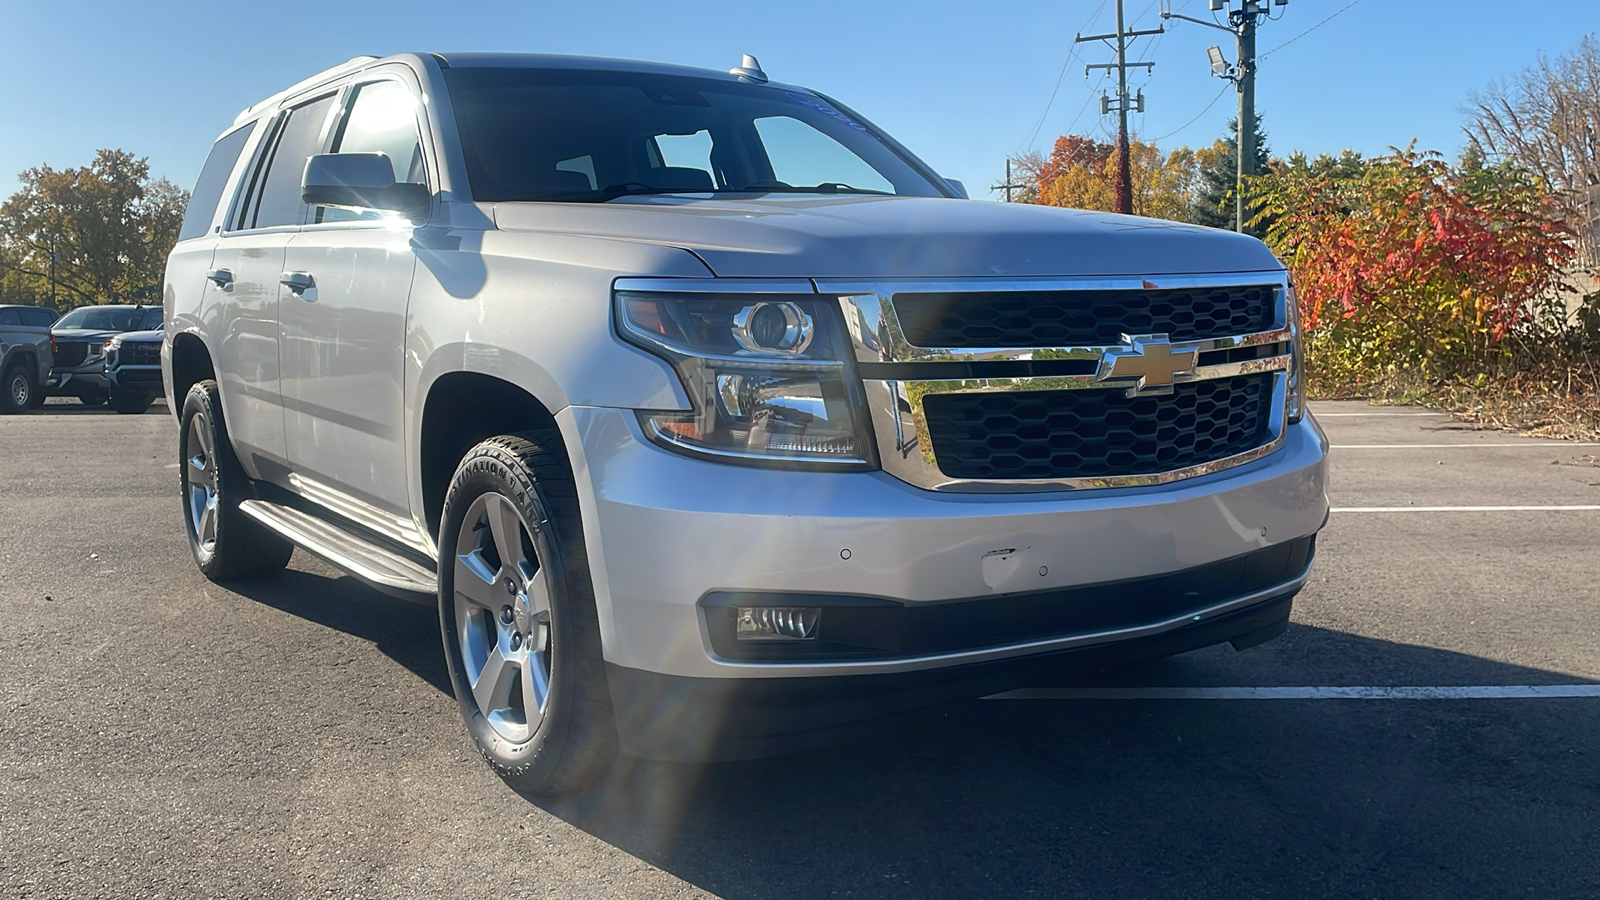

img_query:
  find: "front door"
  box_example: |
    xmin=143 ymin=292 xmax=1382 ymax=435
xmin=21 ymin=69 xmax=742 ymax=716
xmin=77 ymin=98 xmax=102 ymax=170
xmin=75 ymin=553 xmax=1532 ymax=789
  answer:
xmin=279 ymin=76 xmax=427 ymax=535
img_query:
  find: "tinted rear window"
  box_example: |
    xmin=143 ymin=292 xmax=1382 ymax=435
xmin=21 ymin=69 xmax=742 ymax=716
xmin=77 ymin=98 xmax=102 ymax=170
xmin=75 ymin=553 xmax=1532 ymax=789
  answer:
xmin=20 ymin=307 xmax=58 ymax=326
xmin=179 ymin=123 xmax=254 ymax=241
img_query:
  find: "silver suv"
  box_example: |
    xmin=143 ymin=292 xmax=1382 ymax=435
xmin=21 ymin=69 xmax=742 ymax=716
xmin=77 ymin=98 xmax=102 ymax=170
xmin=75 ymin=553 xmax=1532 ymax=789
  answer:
xmin=162 ymin=52 xmax=1329 ymax=794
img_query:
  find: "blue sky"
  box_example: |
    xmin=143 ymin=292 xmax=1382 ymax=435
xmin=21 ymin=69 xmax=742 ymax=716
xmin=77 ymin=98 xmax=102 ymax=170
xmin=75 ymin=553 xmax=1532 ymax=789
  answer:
xmin=3 ymin=0 xmax=1598 ymax=202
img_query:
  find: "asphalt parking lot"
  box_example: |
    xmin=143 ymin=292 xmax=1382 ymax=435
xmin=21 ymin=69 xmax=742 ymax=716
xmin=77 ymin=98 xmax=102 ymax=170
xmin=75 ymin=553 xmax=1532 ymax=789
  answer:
xmin=2 ymin=398 xmax=1597 ymax=899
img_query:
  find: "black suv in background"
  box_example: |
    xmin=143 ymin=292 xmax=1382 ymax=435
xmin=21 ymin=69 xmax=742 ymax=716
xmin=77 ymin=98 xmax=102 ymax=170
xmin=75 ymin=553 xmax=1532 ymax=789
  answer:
xmin=0 ymin=305 xmax=57 ymax=413
xmin=49 ymin=305 xmax=163 ymax=405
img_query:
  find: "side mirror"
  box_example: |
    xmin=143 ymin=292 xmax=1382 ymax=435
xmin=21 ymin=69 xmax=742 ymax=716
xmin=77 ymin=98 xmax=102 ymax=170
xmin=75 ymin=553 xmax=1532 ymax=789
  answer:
xmin=302 ymin=153 xmax=429 ymax=220
xmin=944 ymin=178 xmax=968 ymax=199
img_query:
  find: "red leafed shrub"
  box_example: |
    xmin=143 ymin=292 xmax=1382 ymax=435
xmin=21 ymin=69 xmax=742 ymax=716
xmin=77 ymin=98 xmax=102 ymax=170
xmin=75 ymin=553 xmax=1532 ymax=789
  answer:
xmin=1249 ymin=147 xmax=1576 ymax=389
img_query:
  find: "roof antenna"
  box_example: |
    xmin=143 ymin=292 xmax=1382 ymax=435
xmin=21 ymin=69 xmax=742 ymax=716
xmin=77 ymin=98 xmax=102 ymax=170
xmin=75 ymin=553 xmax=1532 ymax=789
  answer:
xmin=730 ymin=54 xmax=768 ymax=83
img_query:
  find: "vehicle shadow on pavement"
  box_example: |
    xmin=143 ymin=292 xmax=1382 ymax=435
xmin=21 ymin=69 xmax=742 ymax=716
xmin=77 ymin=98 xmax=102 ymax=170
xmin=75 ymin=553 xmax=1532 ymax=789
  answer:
xmin=532 ymin=627 xmax=1600 ymax=900
xmin=31 ymin=399 xmax=169 ymax=416
xmin=225 ymin=567 xmax=453 ymax=696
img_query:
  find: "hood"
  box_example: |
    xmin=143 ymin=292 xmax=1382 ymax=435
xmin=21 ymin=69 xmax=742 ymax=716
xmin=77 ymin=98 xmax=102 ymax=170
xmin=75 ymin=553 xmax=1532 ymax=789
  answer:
xmin=493 ymin=194 xmax=1283 ymax=280
xmin=51 ymin=328 xmax=122 ymax=343
xmin=115 ymin=329 xmax=164 ymax=343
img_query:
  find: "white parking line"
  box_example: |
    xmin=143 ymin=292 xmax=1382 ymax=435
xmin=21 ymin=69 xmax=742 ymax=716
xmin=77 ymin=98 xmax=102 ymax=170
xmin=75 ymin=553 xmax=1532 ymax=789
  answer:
xmin=1332 ymin=443 xmax=1600 ymax=449
xmin=986 ymin=685 xmax=1600 ymax=701
xmin=1333 ymin=505 xmax=1600 ymax=513
xmin=1314 ymin=412 xmax=1443 ymax=417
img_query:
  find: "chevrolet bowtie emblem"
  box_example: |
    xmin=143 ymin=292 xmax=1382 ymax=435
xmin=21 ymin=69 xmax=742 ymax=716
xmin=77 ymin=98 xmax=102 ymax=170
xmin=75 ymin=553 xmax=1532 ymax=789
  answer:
xmin=1097 ymin=335 xmax=1198 ymax=396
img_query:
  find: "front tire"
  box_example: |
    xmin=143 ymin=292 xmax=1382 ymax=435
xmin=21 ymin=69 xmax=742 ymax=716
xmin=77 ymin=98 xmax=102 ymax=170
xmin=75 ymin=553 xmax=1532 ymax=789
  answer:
xmin=1 ymin=362 xmax=34 ymax=414
xmin=179 ymin=380 xmax=293 ymax=581
xmin=438 ymin=433 xmax=616 ymax=795
xmin=78 ymin=388 xmax=108 ymax=407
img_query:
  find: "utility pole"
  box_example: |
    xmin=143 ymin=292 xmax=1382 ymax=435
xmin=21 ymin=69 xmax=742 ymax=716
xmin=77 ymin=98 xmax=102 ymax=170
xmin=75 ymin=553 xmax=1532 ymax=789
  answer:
xmin=1162 ymin=0 xmax=1285 ymax=232
xmin=1078 ymin=0 xmax=1161 ymax=215
xmin=991 ymin=159 xmax=1027 ymax=202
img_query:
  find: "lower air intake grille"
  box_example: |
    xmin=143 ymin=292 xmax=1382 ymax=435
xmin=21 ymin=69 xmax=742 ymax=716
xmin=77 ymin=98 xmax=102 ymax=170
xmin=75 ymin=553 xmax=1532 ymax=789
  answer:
xmin=922 ymin=374 xmax=1274 ymax=481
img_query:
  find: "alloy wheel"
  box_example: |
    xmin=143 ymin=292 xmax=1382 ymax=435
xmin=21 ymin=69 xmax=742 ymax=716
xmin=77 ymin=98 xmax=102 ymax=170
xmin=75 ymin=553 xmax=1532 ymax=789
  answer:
xmin=453 ymin=492 xmax=553 ymax=743
xmin=185 ymin=414 xmax=219 ymax=555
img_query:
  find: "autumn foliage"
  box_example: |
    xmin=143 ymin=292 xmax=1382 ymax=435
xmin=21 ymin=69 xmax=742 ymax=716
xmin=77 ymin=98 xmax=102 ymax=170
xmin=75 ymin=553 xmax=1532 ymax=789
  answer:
xmin=1248 ymin=147 xmax=1577 ymax=388
xmin=1031 ymin=134 xmax=1221 ymax=223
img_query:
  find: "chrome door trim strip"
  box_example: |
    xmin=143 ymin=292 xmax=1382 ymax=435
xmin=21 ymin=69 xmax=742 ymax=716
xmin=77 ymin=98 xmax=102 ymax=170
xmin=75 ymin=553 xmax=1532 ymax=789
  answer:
xmin=703 ymin=564 xmax=1311 ymax=675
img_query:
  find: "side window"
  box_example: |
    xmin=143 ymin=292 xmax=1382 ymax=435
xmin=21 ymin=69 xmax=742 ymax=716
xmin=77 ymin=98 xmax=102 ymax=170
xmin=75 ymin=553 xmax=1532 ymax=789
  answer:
xmin=178 ymin=123 xmax=253 ymax=241
xmin=319 ymin=81 xmax=425 ymax=223
xmin=21 ymin=308 xmax=58 ymax=327
xmin=0 ymin=310 xmax=20 ymax=326
xmin=754 ymin=116 xmax=892 ymax=193
xmin=250 ymin=94 xmax=338 ymax=229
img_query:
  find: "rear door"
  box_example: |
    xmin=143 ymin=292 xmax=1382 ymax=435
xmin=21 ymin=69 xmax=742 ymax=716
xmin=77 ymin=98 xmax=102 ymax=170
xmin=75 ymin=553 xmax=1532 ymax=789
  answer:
xmin=278 ymin=74 xmax=426 ymax=528
xmin=209 ymin=92 xmax=342 ymax=479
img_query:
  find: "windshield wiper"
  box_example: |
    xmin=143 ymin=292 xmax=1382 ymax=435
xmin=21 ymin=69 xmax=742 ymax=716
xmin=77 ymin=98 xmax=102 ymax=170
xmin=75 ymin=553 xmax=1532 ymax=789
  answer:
xmin=746 ymin=183 xmax=892 ymax=196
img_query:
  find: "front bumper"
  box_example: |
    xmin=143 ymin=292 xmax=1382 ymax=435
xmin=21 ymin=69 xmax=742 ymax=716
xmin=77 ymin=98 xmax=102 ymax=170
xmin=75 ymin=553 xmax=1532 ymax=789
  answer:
xmin=607 ymin=586 xmax=1298 ymax=760
xmin=107 ymin=364 xmax=163 ymax=393
xmin=47 ymin=368 xmax=109 ymax=395
xmin=561 ymin=406 xmax=1329 ymax=677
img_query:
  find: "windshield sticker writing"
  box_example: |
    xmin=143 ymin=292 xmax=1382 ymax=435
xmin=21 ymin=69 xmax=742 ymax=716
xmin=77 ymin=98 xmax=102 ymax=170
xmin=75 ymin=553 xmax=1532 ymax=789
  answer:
xmin=786 ymin=92 xmax=869 ymax=132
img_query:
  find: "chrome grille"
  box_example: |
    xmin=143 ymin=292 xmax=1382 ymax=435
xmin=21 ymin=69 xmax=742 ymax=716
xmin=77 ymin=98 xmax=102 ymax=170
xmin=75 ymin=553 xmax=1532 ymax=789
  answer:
xmin=121 ymin=341 xmax=161 ymax=366
xmin=893 ymin=284 xmax=1276 ymax=349
xmin=829 ymin=273 xmax=1295 ymax=492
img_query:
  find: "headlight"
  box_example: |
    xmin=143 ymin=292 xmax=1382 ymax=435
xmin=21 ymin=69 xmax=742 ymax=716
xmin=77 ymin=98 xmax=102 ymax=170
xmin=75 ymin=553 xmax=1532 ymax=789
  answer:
xmin=616 ymin=290 xmax=875 ymax=467
xmin=1287 ymin=282 xmax=1306 ymax=423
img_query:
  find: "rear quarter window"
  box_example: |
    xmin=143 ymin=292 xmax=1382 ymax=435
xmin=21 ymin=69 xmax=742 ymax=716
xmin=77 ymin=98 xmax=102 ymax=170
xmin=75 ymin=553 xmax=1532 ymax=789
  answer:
xmin=179 ymin=123 xmax=255 ymax=241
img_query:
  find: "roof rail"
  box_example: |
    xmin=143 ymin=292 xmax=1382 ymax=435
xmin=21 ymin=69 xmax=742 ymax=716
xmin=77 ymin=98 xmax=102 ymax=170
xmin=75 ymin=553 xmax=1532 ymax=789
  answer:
xmin=233 ymin=55 xmax=381 ymax=124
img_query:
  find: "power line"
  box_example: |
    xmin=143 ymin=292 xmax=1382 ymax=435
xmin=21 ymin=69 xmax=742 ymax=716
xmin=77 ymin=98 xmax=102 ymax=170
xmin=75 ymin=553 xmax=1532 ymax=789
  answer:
xmin=1078 ymin=0 xmax=1165 ymax=214
xmin=1144 ymin=83 xmax=1229 ymax=143
xmin=1022 ymin=0 xmax=1111 ymax=147
xmin=1258 ymin=0 xmax=1362 ymax=61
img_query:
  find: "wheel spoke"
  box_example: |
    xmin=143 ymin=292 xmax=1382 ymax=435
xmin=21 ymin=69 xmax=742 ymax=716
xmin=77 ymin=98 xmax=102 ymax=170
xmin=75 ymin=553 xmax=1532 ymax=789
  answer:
xmin=197 ymin=495 xmax=218 ymax=546
xmin=471 ymin=643 xmax=518 ymax=717
xmin=523 ymin=646 xmax=550 ymax=719
xmin=454 ymin=550 xmax=500 ymax=610
xmin=484 ymin=494 xmax=532 ymax=587
xmin=188 ymin=454 xmax=214 ymax=491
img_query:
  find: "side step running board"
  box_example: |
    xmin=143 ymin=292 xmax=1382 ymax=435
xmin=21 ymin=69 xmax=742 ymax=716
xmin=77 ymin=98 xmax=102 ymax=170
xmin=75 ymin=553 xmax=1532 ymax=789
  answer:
xmin=239 ymin=499 xmax=437 ymax=603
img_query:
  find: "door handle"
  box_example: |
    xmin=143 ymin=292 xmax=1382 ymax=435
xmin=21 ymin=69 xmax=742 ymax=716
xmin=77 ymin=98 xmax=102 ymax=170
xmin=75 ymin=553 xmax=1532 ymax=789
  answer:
xmin=205 ymin=268 xmax=233 ymax=287
xmin=279 ymin=272 xmax=315 ymax=295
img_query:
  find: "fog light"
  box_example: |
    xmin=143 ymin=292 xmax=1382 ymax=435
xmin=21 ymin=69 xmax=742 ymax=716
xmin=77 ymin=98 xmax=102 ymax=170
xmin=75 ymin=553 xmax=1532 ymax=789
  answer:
xmin=735 ymin=607 xmax=821 ymax=641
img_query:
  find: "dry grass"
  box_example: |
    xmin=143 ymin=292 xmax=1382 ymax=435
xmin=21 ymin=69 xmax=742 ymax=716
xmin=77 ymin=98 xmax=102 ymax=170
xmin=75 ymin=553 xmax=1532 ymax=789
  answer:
xmin=1310 ymin=362 xmax=1600 ymax=442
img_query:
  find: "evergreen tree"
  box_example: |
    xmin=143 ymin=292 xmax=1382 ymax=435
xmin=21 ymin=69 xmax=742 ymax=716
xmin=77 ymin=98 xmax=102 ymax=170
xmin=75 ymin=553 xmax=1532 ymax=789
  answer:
xmin=1191 ymin=114 xmax=1271 ymax=235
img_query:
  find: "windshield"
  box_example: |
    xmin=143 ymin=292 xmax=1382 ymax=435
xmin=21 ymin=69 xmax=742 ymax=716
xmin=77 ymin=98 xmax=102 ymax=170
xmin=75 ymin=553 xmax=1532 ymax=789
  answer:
xmin=441 ymin=67 xmax=948 ymax=202
xmin=55 ymin=307 xmax=145 ymax=331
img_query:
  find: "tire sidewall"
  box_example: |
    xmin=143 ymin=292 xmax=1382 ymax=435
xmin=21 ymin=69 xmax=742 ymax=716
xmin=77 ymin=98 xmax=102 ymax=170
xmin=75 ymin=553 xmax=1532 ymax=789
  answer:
xmin=2 ymin=364 xmax=31 ymax=414
xmin=438 ymin=451 xmax=580 ymax=789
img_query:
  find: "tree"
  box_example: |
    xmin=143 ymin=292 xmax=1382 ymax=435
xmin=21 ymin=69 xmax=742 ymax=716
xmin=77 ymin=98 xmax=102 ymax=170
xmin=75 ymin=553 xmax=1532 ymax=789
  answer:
xmin=1465 ymin=34 xmax=1600 ymax=265
xmin=1027 ymin=134 xmax=1206 ymax=223
xmin=1191 ymin=114 xmax=1271 ymax=234
xmin=0 ymin=149 xmax=188 ymax=308
xmin=1249 ymin=146 xmax=1574 ymax=382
